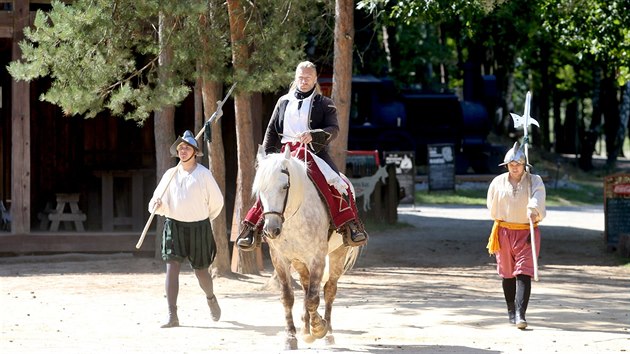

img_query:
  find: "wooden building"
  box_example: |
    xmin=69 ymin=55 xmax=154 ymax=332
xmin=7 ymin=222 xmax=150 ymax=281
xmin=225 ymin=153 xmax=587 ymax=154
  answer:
xmin=0 ymin=0 xmax=282 ymax=257
xmin=0 ymin=1 xmax=199 ymax=254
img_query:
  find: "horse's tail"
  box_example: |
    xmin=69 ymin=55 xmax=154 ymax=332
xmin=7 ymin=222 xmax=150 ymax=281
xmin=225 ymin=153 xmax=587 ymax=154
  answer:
xmin=342 ymin=245 xmax=363 ymax=274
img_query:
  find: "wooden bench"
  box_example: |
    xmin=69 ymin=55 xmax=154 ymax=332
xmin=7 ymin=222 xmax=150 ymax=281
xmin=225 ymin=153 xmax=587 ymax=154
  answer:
xmin=94 ymin=170 xmax=149 ymax=231
xmin=48 ymin=193 xmax=87 ymax=232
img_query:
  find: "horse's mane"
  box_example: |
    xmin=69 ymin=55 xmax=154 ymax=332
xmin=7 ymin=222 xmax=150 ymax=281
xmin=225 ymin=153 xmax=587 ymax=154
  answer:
xmin=252 ymin=152 xmax=307 ymax=198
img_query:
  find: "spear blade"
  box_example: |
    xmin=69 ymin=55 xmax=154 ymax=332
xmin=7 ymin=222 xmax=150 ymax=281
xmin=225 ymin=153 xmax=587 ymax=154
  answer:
xmin=511 ymin=91 xmax=540 ymax=131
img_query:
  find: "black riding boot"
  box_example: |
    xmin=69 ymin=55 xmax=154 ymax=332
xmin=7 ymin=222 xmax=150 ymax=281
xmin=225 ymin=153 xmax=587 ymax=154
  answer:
xmin=502 ymin=277 xmax=516 ymax=324
xmin=236 ymin=222 xmax=258 ymax=252
xmin=515 ymin=274 xmax=531 ymax=329
xmin=342 ymin=221 xmax=368 ymax=246
xmin=161 ymin=305 xmax=179 ymax=328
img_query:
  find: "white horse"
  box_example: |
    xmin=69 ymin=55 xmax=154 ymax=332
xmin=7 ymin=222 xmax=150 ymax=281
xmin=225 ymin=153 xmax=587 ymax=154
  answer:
xmin=253 ymin=146 xmax=361 ymax=350
xmin=350 ymin=165 xmax=389 ymax=212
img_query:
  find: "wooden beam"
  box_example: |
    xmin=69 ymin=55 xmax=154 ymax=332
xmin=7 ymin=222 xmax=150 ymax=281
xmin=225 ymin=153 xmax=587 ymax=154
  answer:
xmin=0 ymin=8 xmax=41 ymax=39
xmin=0 ymin=12 xmax=13 ymax=38
xmin=11 ymin=0 xmax=30 ymax=234
xmin=0 ymin=233 xmax=155 ymax=254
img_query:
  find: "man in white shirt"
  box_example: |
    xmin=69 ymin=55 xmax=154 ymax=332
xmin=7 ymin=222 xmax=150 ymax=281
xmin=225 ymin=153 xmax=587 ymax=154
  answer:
xmin=486 ymin=142 xmax=546 ymax=330
xmin=149 ymin=130 xmax=224 ymax=328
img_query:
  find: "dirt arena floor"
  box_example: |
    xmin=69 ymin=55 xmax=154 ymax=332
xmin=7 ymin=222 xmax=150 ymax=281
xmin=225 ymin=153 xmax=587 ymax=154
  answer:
xmin=1 ymin=205 xmax=628 ymax=353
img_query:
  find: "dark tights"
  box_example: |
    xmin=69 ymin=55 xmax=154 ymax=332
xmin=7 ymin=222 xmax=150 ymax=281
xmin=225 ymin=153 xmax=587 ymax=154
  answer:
xmin=502 ymin=274 xmax=531 ymax=314
xmin=502 ymin=277 xmax=516 ymax=308
xmin=165 ymin=261 xmax=215 ymax=309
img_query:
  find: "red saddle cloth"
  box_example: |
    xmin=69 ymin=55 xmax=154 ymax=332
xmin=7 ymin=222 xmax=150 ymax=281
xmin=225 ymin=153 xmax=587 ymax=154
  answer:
xmin=244 ymin=143 xmax=359 ymax=229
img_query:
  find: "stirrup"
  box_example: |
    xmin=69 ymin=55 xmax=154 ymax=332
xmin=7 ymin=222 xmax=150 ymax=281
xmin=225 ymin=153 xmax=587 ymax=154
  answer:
xmin=340 ymin=223 xmax=368 ymax=247
xmin=236 ymin=223 xmax=261 ymax=252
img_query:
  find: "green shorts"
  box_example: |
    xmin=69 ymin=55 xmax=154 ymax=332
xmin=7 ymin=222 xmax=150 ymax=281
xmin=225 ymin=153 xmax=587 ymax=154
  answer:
xmin=161 ymin=218 xmax=217 ymax=269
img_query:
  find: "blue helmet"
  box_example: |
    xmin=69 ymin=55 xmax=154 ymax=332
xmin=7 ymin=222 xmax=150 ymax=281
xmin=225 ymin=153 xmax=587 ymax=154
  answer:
xmin=170 ymin=130 xmax=203 ymax=157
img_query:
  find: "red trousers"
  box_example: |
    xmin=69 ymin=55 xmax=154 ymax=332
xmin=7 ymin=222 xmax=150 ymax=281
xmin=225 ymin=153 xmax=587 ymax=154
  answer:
xmin=244 ymin=144 xmax=359 ymax=229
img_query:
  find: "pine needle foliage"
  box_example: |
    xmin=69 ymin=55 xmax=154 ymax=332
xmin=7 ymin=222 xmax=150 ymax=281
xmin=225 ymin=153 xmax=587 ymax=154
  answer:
xmin=7 ymin=0 xmax=317 ymax=122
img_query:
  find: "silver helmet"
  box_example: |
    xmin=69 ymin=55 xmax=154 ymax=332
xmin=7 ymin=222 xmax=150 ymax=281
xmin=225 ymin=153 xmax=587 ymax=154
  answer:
xmin=170 ymin=130 xmax=203 ymax=157
xmin=498 ymin=142 xmax=530 ymax=167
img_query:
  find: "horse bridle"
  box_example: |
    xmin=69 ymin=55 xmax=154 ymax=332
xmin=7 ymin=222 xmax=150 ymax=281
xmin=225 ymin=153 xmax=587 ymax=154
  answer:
xmin=261 ymin=168 xmax=290 ymax=222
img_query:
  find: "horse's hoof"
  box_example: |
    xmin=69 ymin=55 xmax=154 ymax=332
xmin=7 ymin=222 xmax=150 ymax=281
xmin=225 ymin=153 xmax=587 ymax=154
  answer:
xmin=311 ymin=319 xmax=328 ymax=339
xmin=325 ymin=334 xmax=335 ymax=346
xmin=285 ymin=336 xmax=298 ymax=350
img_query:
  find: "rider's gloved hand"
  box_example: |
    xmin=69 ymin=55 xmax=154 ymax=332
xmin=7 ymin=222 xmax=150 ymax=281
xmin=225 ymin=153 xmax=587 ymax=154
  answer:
xmin=309 ymin=129 xmax=331 ymax=154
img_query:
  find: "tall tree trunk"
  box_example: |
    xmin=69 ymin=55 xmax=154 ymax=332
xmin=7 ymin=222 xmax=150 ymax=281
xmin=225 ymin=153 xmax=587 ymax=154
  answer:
xmin=201 ymin=80 xmax=233 ymax=276
xmin=552 ymin=89 xmax=564 ymax=153
xmin=330 ymin=0 xmax=354 ymax=173
xmin=385 ymin=25 xmax=400 ymax=77
xmin=564 ymin=98 xmax=579 ymax=154
xmin=153 ymin=13 xmax=176 ymax=258
xmin=612 ymin=81 xmax=630 ymax=160
xmin=198 ymin=9 xmax=233 ymax=277
xmin=227 ymin=0 xmax=258 ymax=274
xmin=437 ymin=23 xmax=449 ymax=88
xmin=579 ymin=66 xmax=603 ymax=170
xmin=538 ymin=38 xmax=551 ymax=151
xmin=194 ymin=78 xmax=203 ymax=140
xmin=602 ymin=75 xmax=621 ymax=168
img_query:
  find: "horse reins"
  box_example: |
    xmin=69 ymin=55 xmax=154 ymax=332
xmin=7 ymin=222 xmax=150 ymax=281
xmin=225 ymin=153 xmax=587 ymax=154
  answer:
xmin=262 ymin=140 xmax=309 ymax=224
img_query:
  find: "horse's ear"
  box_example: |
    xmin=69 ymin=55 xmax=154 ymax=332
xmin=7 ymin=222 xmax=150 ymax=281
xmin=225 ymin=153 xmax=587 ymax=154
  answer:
xmin=283 ymin=147 xmax=291 ymax=160
xmin=256 ymin=145 xmax=266 ymax=162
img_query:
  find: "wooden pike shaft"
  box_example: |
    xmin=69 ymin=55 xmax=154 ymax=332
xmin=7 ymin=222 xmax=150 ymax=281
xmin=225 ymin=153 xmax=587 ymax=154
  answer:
xmin=135 ymin=83 xmax=236 ymax=249
xmin=523 ymin=92 xmax=539 ymax=281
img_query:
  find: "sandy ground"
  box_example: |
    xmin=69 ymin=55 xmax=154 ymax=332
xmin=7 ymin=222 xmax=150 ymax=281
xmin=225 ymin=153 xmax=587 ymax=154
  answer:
xmin=1 ymin=205 xmax=628 ymax=354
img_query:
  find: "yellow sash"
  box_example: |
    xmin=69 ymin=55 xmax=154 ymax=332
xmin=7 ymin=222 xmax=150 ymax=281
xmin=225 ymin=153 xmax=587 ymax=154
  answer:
xmin=486 ymin=220 xmax=538 ymax=255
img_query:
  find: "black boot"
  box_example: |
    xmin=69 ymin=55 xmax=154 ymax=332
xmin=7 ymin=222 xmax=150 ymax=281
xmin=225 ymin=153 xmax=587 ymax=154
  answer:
xmin=502 ymin=278 xmax=516 ymax=324
xmin=515 ymin=310 xmax=527 ymax=329
xmin=161 ymin=305 xmax=179 ymax=328
xmin=507 ymin=303 xmax=516 ymax=324
xmin=236 ymin=222 xmax=257 ymax=252
xmin=515 ymin=274 xmax=531 ymax=330
xmin=342 ymin=221 xmax=368 ymax=246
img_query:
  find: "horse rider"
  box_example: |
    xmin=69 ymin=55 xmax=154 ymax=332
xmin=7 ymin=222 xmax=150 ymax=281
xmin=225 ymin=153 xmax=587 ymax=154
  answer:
xmin=486 ymin=142 xmax=546 ymax=329
xmin=235 ymin=60 xmax=368 ymax=251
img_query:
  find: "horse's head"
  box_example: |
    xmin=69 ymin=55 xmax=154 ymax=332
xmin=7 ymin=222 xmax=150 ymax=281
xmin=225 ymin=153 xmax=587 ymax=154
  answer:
xmin=253 ymin=146 xmax=305 ymax=239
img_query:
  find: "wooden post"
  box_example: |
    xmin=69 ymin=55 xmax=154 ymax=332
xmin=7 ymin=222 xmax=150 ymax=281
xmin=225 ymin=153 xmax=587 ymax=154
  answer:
xmin=101 ymin=172 xmax=114 ymax=231
xmin=386 ymin=164 xmax=398 ymax=224
xmin=374 ymin=179 xmax=383 ymax=222
xmin=11 ymin=0 xmax=31 ymax=234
